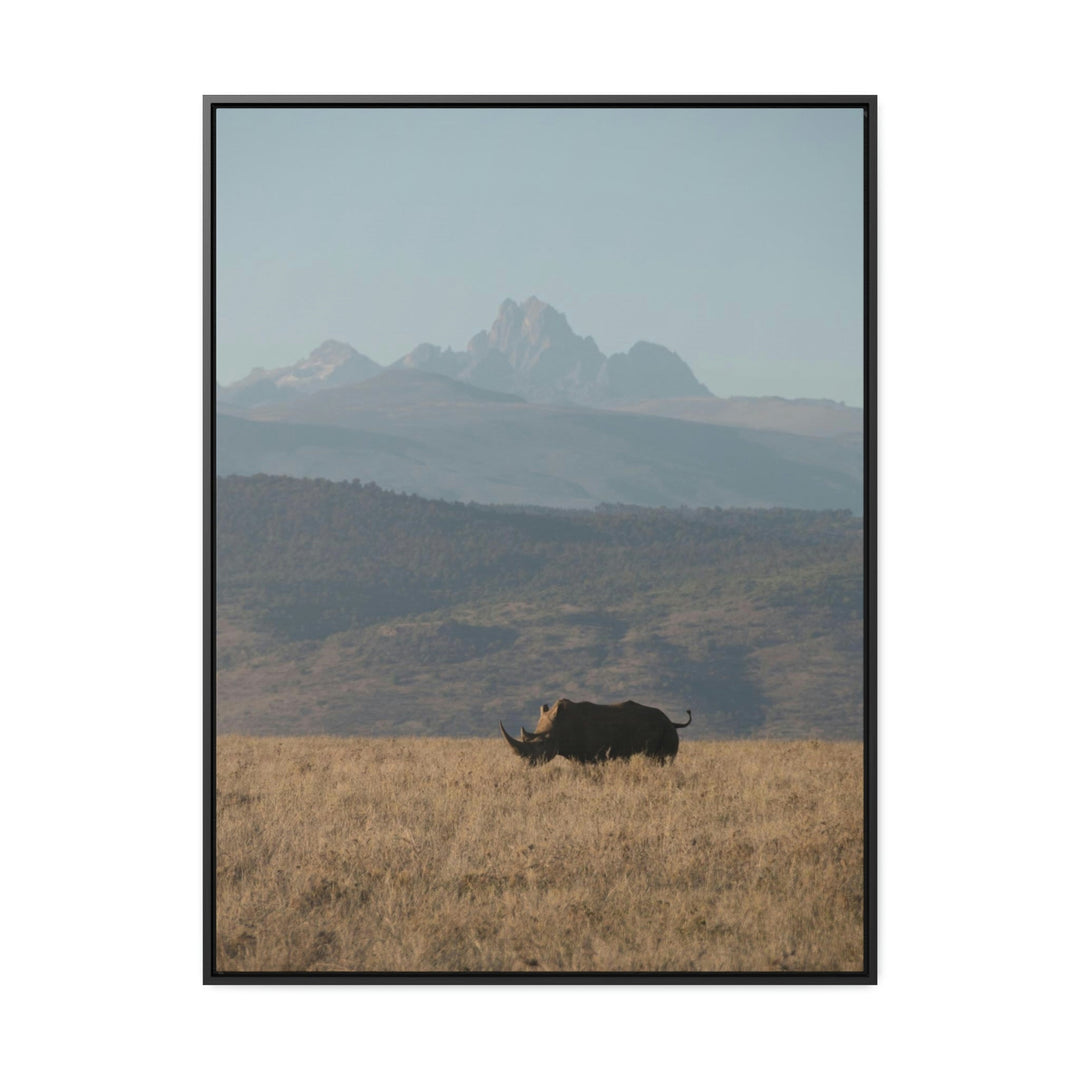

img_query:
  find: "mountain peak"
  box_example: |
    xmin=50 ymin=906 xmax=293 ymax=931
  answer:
xmin=224 ymin=299 xmax=714 ymax=413
xmin=396 ymin=297 xmax=713 ymax=407
xmin=484 ymin=296 xmax=592 ymax=382
xmin=600 ymin=341 xmax=712 ymax=402
xmin=292 ymin=339 xmax=368 ymax=376
xmin=220 ymin=339 xmax=382 ymax=408
xmin=493 ymin=296 xmax=565 ymax=332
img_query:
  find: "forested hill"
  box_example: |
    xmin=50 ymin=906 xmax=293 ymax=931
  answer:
xmin=216 ymin=475 xmax=865 ymax=739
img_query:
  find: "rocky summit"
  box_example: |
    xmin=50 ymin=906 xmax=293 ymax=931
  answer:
xmin=218 ymin=340 xmax=382 ymax=409
xmin=219 ymin=298 xmax=714 ymax=409
xmin=395 ymin=297 xmax=714 ymax=407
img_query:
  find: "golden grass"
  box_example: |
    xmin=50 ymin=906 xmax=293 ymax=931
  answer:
xmin=215 ymin=737 xmax=864 ymax=973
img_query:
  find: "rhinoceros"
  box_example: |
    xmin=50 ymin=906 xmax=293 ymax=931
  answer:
xmin=499 ymin=698 xmax=692 ymax=764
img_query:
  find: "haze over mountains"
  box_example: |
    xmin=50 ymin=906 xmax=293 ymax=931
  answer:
xmin=217 ymin=298 xmax=863 ymax=512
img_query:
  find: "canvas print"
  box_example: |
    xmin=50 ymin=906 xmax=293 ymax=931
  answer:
xmin=208 ymin=97 xmax=873 ymax=981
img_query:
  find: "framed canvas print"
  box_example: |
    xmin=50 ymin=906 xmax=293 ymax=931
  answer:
xmin=205 ymin=95 xmax=876 ymax=983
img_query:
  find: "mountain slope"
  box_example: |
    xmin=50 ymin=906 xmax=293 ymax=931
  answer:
xmin=217 ymin=369 xmax=862 ymax=512
xmin=614 ymin=395 xmax=864 ymax=438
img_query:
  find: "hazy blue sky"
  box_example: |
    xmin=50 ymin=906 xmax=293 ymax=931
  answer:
xmin=217 ymin=106 xmax=864 ymax=404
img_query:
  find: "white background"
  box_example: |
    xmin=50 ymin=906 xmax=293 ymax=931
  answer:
xmin=4 ymin=2 xmax=1076 ymax=1077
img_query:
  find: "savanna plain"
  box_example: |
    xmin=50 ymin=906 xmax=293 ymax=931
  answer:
xmin=216 ymin=735 xmax=864 ymax=973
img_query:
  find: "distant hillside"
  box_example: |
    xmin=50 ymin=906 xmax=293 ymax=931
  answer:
xmin=217 ymin=373 xmax=862 ymax=512
xmin=259 ymin=367 xmax=527 ymax=416
xmin=216 ymin=476 xmax=864 ymax=740
xmin=615 ymin=395 xmax=863 ymax=438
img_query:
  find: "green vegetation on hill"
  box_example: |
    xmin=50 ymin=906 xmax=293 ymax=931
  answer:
xmin=216 ymin=475 xmax=864 ymax=738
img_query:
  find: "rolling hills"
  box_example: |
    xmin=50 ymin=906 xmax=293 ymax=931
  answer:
xmin=215 ymin=475 xmax=864 ymax=740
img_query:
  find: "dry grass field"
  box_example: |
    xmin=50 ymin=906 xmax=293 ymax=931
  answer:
xmin=215 ymin=736 xmax=864 ymax=973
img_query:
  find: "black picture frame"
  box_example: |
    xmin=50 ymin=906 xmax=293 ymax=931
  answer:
xmin=204 ymin=94 xmax=876 ymax=985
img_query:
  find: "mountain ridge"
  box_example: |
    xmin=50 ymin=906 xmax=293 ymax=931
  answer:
xmin=221 ymin=297 xmax=718 ymax=409
xmin=215 ymin=298 xmax=863 ymax=511
xmin=396 ymin=296 xmax=716 ymax=406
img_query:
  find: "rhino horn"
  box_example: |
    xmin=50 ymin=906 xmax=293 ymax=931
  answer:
xmin=500 ymin=722 xmax=551 ymax=763
xmin=501 ymin=722 xmax=531 ymax=756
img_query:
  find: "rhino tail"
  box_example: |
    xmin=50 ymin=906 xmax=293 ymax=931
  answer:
xmin=672 ymin=709 xmax=692 ymax=729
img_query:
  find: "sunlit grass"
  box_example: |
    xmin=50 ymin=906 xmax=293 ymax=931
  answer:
xmin=216 ymin=736 xmax=863 ymax=973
